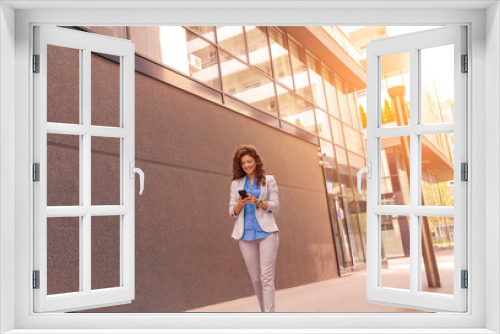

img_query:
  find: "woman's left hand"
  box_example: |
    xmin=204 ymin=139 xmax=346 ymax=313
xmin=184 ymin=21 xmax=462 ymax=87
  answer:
xmin=246 ymin=193 xmax=260 ymax=205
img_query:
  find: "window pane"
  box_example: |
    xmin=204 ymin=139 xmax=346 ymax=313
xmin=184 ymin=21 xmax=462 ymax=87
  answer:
xmin=91 ymin=52 xmax=121 ymax=127
xmin=245 ymin=26 xmax=272 ymax=76
xmin=331 ymin=195 xmax=353 ymax=268
xmin=421 ymin=44 xmax=454 ymax=124
xmin=129 ymin=27 xmax=220 ymax=90
xmin=288 ymin=39 xmax=312 ymax=101
xmin=422 ymin=134 xmax=454 ymax=206
xmin=268 ymin=27 xmax=293 ymax=89
xmin=420 ymin=216 xmax=454 ymax=295
xmin=185 ymin=26 xmax=215 ymax=42
xmin=47 ymin=134 xmax=80 ymax=207
xmin=320 ymin=139 xmax=335 ymax=161
xmin=381 ymin=137 xmax=410 ymax=205
xmin=47 ymin=217 xmax=80 ymax=295
xmin=320 ymin=140 xmax=341 ymax=195
xmin=380 ymin=51 xmax=410 ymax=127
xmin=325 ymin=167 xmax=341 ymax=196
xmin=92 ymin=137 xmax=121 ymax=206
xmin=331 ymin=117 xmax=345 ymax=147
xmin=348 ymin=152 xmax=365 ymax=170
xmin=380 ymin=215 xmax=411 ymax=291
xmin=276 ymin=85 xmax=315 ymax=132
xmin=343 ymin=196 xmax=365 ymax=263
xmin=323 ymin=67 xmax=341 ymax=118
xmin=92 ymin=216 xmax=121 ymax=290
xmin=315 ymin=109 xmax=333 ymax=141
xmin=349 ymin=93 xmax=361 ymax=130
xmin=336 ymin=77 xmax=353 ymax=126
xmin=185 ymin=30 xmax=220 ymax=89
xmin=335 ymin=146 xmax=353 ymax=197
xmin=220 ymin=51 xmax=277 ymax=115
xmin=307 ymin=54 xmax=327 ymax=110
xmin=47 ymin=44 xmax=80 ymax=124
xmin=344 ymin=126 xmax=364 ymax=154
xmin=216 ymin=26 xmax=246 ymax=61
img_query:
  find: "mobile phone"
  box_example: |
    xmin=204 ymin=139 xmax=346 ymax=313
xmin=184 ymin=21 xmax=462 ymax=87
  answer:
xmin=238 ymin=189 xmax=248 ymax=198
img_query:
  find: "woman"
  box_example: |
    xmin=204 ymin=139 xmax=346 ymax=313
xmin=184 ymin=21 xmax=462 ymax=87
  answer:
xmin=228 ymin=144 xmax=279 ymax=312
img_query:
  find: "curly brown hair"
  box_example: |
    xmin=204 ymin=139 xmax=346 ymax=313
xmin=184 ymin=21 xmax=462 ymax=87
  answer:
xmin=231 ymin=144 xmax=266 ymax=186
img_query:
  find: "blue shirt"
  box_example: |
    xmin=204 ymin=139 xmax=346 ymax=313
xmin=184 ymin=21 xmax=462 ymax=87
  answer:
xmin=242 ymin=176 xmax=270 ymax=241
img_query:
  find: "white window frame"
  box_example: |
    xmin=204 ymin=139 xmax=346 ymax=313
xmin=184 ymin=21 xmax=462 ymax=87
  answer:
xmin=33 ymin=26 xmax=136 ymax=313
xmin=0 ymin=2 xmax=497 ymax=333
xmin=365 ymin=26 xmax=467 ymax=312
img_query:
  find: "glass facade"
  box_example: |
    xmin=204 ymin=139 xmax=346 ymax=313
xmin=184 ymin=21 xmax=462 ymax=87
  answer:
xmin=79 ymin=25 xmax=369 ymax=275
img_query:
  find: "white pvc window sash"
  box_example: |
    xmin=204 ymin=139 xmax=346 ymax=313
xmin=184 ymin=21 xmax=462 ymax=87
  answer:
xmin=33 ymin=26 xmax=136 ymax=313
xmin=365 ymin=25 xmax=467 ymax=312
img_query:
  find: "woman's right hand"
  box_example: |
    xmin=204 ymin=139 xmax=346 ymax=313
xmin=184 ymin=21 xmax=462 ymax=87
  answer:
xmin=237 ymin=195 xmax=250 ymax=207
xmin=233 ymin=195 xmax=249 ymax=216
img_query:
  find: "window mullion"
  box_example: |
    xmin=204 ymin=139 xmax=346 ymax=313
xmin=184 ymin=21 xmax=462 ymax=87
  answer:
xmin=365 ymin=50 xmax=379 ymax=297
xmin=82 ymin=47 xmax=92 ymax=294
xmin=409 ymin=47 xmax=419 ymax=294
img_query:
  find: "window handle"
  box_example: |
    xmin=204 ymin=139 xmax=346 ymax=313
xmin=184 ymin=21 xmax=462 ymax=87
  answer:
xmin=357 ymin=162 xmax=371 ymax=195
xmin=129 ymin=162 xmax=145 ymax=195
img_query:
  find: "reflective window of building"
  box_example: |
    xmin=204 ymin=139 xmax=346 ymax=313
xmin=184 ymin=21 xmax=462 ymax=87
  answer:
xmin=306 ymin=53 xmax=327 ymax=110
xmin=320 ymin=139 xmax=335 ymax=165
xmin=245 ymin=26 xmax=272 ymax=76
xmin=288 ymin=39 xmax=313 ymax=102
xmin=268 ymin=27 xmax=294 ymax=90
xmin=129 ymin=27 xmax=220 ymax=90
xmin=277 ymin=84 xmax=314 ymax=132
xmin=315 ymin=109 xmax=333 ymax=141
xmin=336 ymin=77 xmax=353 ymax=126
xmin=331 ymin=117 xmax=345 ymax=147
xmin=185 ymin=26 xmax=215 ymax=43
xmin=349 ymin=93 xmax=361 ymax=131
xmin=335 ymin=146 xmax=354 ymax=198
xmin=220 ymin=50 xmax=278 ymax=115
xmin=342 ymin=196 xmax=365 ymax=263
xmin=185 ymin=30 xmax=220 ymax=89
xmin=323 ymin=67 xmax=342 ymax=119
xmin=216 ymin=26 xmax=247 ymax=62
xmin=344 ymin=126 xmax=364 ymax=154
xmin=320 ymin=140 xmax=342 ymax=196
xmin=331 ymin=195 xmax=354 ymax=269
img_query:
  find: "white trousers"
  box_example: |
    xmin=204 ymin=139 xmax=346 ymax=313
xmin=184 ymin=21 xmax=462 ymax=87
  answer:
xmin=239 ymin=232 xmax=279 ymax=312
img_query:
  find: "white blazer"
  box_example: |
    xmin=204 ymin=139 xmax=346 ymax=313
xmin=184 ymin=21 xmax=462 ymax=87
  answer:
xmin=228 ymin=175 xmax=280 ymax=240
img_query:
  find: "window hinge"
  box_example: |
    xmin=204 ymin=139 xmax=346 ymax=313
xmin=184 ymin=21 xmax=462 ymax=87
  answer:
xmin=33 ymin=163 xmax=40 ymax=182
xmin=33 ymin=270 xmax=40 ymax=289
xmin=461 ymin=54 xmax=468 ymax=73
xmin=461 ymin=270 xmax=468 ymax=289
xmin=461 ymin=162 xmax=468 ymax=181
xmin=33 ymin=54 xmax=40 ymax=73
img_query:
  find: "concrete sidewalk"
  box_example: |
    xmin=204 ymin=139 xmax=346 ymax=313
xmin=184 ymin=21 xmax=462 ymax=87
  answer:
xmin=187 ymin=250 xmax=454 ymax=313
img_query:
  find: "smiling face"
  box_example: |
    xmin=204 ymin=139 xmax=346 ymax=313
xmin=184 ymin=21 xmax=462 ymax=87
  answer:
xmin=240 ymin=154 xmax=257 ymax=177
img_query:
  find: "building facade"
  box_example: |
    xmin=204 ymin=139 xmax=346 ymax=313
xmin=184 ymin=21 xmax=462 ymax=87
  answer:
xmin=46 ymin=25 xmax=453 ymax=311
